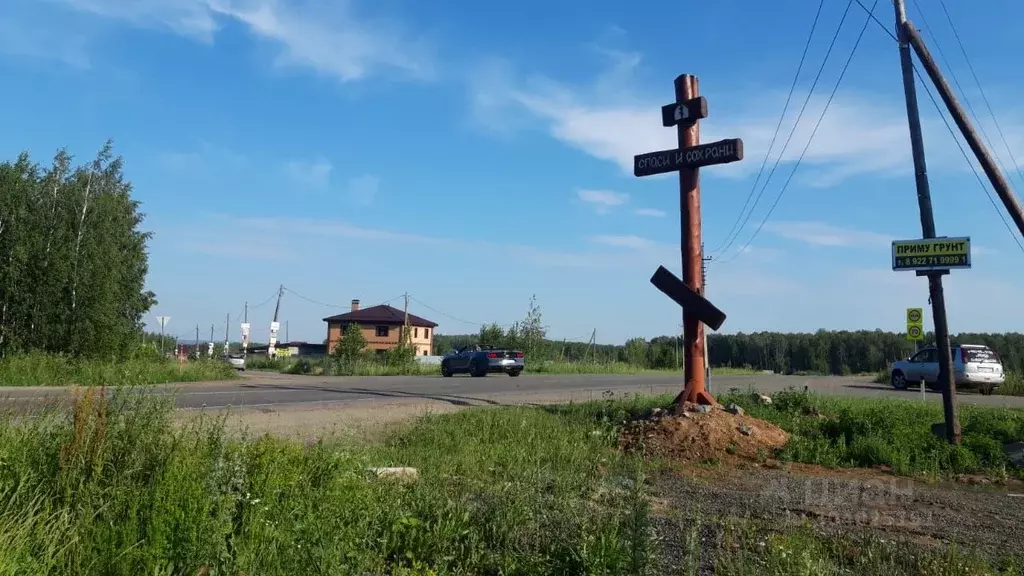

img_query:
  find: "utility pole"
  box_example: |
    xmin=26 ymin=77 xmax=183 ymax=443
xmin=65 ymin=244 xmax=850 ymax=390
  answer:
xmin=195 ymin=324 xmax=200 ymax=358
xmin=156 ymin=316 xmax=170 ymax=355
xmin=209 ymin=324 xmax=214 ymax=358
xmin=702 ymin=243 xmax=712 ymax=389
xmin=242 ymin=301 xmax=249 ymax=358
xmin=894 ymin=0 xmax=960 ymax=444
xmin=583 ymin=329 xmax=596 ymax=363
xmin=268 ymin=284 xmax=284 ymax=357
xmin=403 ymin=292 xmax=411 ymax=347
xmin=677 ymin=75 xmax=708 ymax=405
xmin=225 ymin=313 xmax=230 ymax=354
xmin=285 ymin=320 xmax=289 ymax=343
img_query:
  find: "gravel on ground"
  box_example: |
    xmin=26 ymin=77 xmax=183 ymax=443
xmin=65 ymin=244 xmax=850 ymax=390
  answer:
xmin=650 ymin=461 xmax=1024 ymax=572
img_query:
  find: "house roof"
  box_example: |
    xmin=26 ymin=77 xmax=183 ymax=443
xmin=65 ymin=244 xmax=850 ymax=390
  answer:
xmin=323 ymin=304 xmax=438 ymax=328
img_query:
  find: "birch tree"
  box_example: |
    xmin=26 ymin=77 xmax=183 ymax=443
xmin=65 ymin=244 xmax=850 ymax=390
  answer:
xmin=0 ymin=141 xmax=156 ymax=358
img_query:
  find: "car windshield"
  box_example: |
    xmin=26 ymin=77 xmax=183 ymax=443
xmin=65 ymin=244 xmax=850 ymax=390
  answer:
xmin=962 ymin=347 xmax=1000 ymax=364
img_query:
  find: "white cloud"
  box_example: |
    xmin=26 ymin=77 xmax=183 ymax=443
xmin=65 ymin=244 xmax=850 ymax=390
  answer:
xmin=0 ymin=7 xmax=92 ymax=68
xmin=468 ymin=46 xmax=1024 ymax=186
xmin=286 ymin=157 xmax=332 ymax=189
xmin=762 ymin=221 xmax=893 ymax=248
xmin=49 ymin=0 xmax=435 ymax=82
xmin=634 ymin=208 xmax=666 ymax=217
xmin=156 ymin=141 xmax=248 ymax=173
xmin=188 ymin=214 xmax=656 ymax=269
xmin=576 ymin=189 xmax=627 ymax=213
xmin=588 ymin=234 xmax=654 ymax=250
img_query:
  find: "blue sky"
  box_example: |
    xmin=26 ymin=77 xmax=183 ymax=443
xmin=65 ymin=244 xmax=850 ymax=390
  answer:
xmin=2 ymin=0 xmax=1024 ymax=345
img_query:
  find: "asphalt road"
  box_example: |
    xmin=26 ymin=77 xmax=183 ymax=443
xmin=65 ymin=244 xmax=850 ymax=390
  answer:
xmin=1 ymin=371 xmax=1023 ymax=411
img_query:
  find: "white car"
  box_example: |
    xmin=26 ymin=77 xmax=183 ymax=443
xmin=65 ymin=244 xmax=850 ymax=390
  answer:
xmin=223 ymin=354 xmax=246 ymax=371
xmin=890 ymin=344 xmax=1004 ymax=394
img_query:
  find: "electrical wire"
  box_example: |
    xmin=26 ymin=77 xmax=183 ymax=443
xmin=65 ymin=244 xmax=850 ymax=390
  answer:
xmin=909 ymin=0 xmax=1019 ymax=193
xmin=852 ymin=0 xmax=896 ymax=40
xmin=937 ymin=0 xmax=1024 ymax=190
xmin=248 ymin=289 xmax=279 ymax=309
xmin=853 ymin=0 xmax=1024 ymax=254
xmin=407 ymin=295 xmax=514 ymax=328
xmin=711 ymin=0 xmax=856 ymax=260
xmin=708 ymin=0 xmax=826 ymax=257
xmin=915 ymin=69 xmax=1024 ymax=254
xmin=717 ymin=0 xmax=879 ymax=264
xmin=282 ymin=287 xmax=404 ymax=309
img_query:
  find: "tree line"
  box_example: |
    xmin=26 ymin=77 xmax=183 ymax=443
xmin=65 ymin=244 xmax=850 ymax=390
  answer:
xmin=0 ymin=143 xmax=155 ymax=358
xmin=434 ymin=328 xmax=1024 ymax=375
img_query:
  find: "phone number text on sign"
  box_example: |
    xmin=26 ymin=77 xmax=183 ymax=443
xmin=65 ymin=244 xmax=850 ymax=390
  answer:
xmin=891 ymin=237 xmax=971 ymax=272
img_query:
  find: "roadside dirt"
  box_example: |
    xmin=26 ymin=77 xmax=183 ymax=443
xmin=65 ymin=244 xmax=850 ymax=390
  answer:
xmin=173 ymin=399 xmax=466 ymax=443
xmin=619 ymin=402 xmax=789 ymax=463
xmin=650 ymin=461 xmax=1024 ymax=572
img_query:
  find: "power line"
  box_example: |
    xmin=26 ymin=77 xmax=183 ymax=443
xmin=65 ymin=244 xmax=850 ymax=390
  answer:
xmin=281 ymin=287 xmax=404 ymax=309
xmin=708 ymin=0 xmax=827 ymax=257
xmin=407 ymin=295 xmax=514 ymax=328
xmin=907 ymin=0 xmax=1018 ymax=196
xmin=718 ymin=0 xmax=880 ymax=263
xmin=853 ymin=0 xmax=1024 ymax=254
xmin=852 ymin=0 xmax=896 ymax=40
xmin=937 ymin=0 xmax=1024 ymax=190
xmin=711 ymin=0 xmax=856 ymax=260
xmin=913 ymin=70 xmax=1024 ymax=254
xmin=248 ymin=289 xmax=280 ymax=310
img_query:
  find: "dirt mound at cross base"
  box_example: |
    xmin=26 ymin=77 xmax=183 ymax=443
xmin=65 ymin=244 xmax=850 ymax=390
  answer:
xmin=618 ymin=402 xmax=790 ymax=463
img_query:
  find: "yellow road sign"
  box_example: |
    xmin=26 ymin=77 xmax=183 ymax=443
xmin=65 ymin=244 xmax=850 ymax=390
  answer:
xmin=906 ymin=307 xmax=923 ymax=325
xmin=907 ymin=325 xmax=924 ymax=341
xmin=892 ymin=237 xmax=971 ymax=272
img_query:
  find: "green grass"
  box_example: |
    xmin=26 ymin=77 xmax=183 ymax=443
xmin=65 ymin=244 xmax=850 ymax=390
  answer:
xmin=0 ymin=352 xmax=238 ymax=387
xmin=1001 ymin=371 xmax=1024 ymax=396
xmin=549 ymin=388 xmax=1024 ymax=480
xmin=246 ymin=355 xmax=439 ymax=376
xmin=0 ymin=388 xmax=652 ymax=575
xmin=720 ymin=389 xmax=1024 ymax=479
xmin=713 ymin=521 xmax=1022 ymax=575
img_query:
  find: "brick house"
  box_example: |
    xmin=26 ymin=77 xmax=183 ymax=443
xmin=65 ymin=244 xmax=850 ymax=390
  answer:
xmin=323 ymin=299 xmax=438 ymax=357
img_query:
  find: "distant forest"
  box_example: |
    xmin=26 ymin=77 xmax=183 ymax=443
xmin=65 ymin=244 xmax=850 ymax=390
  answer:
xmin=432 ymin=330 xmax=1024 ymax=375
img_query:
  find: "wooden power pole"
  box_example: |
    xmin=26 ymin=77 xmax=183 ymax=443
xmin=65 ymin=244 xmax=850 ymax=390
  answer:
xmin=403 ymin=292 xmax=411 ymax=347
xmin=893 ymin=0 xmax=960 ymax=444
xmin=634 ymin=74 xmax=742 ymax=409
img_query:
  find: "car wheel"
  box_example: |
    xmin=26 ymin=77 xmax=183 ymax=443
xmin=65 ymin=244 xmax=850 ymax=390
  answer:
xmin=470 ymin=360 xmax=487 ymax=377
xmin=441 ymin=362 xmax=452 ymax=377
xmin=508 ymin=369 xmax=521 ymax=377
xmin=891 ymin=370 xmax=907 ymax=390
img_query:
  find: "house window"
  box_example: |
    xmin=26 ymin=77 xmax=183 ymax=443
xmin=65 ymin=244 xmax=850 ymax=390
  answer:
xmin=414 ymin=327 xmax=419 ymax=338
xmin=422 ymin=349 xmax=427 ymax=356
xmin=376 ymin=325 xmax=389 ymax=338
xmin=424 ymin=328 xmax=430 ymax=338
xmin=375 ymin=349 xmax=386 ymax=356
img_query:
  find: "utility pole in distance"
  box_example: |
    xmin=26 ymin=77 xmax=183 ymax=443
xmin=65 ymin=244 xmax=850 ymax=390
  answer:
xmin=893 ymin=0 xmax=960 ymax=444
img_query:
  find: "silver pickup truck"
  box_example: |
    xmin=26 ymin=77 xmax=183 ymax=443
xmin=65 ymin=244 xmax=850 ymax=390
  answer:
xmin=440 ymin=345 xmax=525 ymax=377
